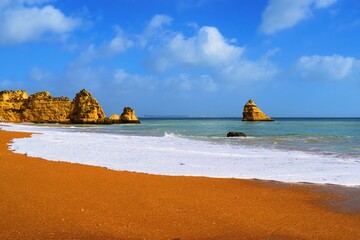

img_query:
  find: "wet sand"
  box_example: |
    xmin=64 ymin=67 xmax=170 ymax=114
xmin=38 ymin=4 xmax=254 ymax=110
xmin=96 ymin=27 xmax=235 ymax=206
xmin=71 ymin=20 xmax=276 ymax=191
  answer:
xmin=0 ymin=130 xmax=359 ymax=239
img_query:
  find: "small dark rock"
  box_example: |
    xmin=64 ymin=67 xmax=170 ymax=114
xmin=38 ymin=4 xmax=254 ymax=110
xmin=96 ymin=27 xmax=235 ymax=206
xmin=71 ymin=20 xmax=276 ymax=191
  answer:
xmin=227 ymin=132 xmax=246 ymax=137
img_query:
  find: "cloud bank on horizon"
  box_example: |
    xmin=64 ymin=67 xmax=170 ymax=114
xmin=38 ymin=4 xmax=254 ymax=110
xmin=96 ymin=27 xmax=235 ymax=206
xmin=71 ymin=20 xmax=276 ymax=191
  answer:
xmin=0 ymin=0 xmax=359 ymax=117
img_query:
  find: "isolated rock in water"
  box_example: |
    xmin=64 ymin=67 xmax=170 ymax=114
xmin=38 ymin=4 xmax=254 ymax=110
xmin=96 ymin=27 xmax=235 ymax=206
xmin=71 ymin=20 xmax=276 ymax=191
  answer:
xmin=21 ymin=91 xmax=72 ymax=123
xmin=227 ymin=132 xmax=246 ymax=137
xmin=108 ymin=108 xmax=140 ymax=124
xmin=0 ymin=90 xmax=28 ymax=122
xmin=242 ymin=99 xmax=273 ymax=121
xmin=120 ymin=106 xmax=140 ymax=123
xmin=70 ymin=89 xmax=106 ymax=124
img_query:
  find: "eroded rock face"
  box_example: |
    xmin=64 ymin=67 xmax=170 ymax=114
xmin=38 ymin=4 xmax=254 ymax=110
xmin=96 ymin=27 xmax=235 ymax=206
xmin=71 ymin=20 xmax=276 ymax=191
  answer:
xmin=70 ymin=89 xmax=106 ymax=124
xmin=109 ymin=114 xmax=120 ymax=120
xmin=120 ymin=107 xmax=140 ymax=123
xmin=21 ymin=92 xmax=72 ymax=123
xmin=0 ymin=89 xmax=107 ymax=124
xmin=0 ymin=89 xmax=140 ymax=124
xmin=242 ymin=99 xmax=273 ymax=121
xmin=0 ymin=90 xmax=28 ymax=122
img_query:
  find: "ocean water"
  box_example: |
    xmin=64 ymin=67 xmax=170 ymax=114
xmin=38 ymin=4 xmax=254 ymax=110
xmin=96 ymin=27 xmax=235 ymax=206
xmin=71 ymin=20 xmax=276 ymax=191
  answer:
xmin=2 ymin=118 xmax=360 ymax=186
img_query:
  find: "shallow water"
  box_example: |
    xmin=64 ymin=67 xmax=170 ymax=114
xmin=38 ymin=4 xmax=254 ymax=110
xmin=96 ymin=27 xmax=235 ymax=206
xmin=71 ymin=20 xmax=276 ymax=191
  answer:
xmin=67 ymin=118 xmax=360 ymax=159
xmin=2 ymin=118 xmax=360 ymax=186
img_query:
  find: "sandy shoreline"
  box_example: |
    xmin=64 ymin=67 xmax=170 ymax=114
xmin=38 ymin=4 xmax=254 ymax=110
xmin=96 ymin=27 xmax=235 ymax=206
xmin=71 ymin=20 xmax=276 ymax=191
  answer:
xmin=1 ymin=130 xmax=360 ymax=239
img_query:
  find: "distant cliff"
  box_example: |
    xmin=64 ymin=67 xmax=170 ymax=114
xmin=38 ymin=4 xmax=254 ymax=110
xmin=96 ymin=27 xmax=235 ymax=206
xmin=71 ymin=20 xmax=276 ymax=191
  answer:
xmin=0 ymin=89 xmax=139 ymax=124
xmin=242 ymin=99 xmax=273 ymax=121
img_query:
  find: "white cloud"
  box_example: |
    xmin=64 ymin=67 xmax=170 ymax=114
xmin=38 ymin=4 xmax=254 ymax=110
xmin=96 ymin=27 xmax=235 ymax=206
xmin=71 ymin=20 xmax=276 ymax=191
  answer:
xmin=260 ymin=0 xmax=337 ymax=34
xmin=179 ymin=27 xmax=243 ymax=65
xmin=296 ymin=55 xmax=359 ymax=80
xmin=146 ymin=24 xmax=277 ymax=84
xmin=76 ymin=15 xmax=171 ymax=63
xmin=72 ymin=15 xmax=278 ymax=92
xmin=148 ymin=26 xmax=244 ymax=72
xmin=0 ymin=1 xmax=81 ymax=44
xmin=108 ymin=27 xmax=134 ymax=53
xmin=77 ymin=26 xmax=133 ymax=63
xmin=147 ymin=14 xmax=173 ymax=30
xmin=74 ymin=15 xmax=277 ymax=86
xmin=139 ymin=14 xmax=173 ymax=48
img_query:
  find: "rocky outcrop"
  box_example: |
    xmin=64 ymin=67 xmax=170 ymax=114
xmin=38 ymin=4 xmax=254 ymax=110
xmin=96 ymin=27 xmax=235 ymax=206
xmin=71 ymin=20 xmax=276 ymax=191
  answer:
xmin=109 ymin=114 xmax=120 ymax=121
xmin=20 ymin=92 xmax=72 ymax=123
xmin=70 ymin=89 xmax=105 ymax=124
xmin=106 ymin=108 xmax=140 ymax=124
xmin=0 ymin=90 xmax=28 ymax=122
xmin=120 ymin=107 xmax=140 ymax=123
xmin=0 ymin=89 xmax=139 ymax=124
xmin=242 ymin=99 xmax=273 ymax=121
xmin=227 ymin=132 xmax=246 ymax=137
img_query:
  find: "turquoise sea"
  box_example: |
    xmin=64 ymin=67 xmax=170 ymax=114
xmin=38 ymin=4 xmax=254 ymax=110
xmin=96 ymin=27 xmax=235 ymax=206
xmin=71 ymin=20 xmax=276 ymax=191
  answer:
xmin=75 ymin=118 xmax=360 ymax=159
xmin=3 ymin=118 xmax=360 ymax=185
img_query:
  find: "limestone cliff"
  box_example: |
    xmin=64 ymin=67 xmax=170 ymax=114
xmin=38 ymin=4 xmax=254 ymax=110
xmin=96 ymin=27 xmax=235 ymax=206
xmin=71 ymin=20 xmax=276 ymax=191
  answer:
xmin=0 ymin=89 xmax=141 ymax=124
xmin=0 ymin=89 xmax=107 ymax=124
xmin=120 ymin=107 xmax=140 ymax=123
xmin=21 ymin=92 xmax=72 ymax=123
xmin=0 ymin=90 xmax=28 ymax=122
xmin=70 ymin=89 xmax=106 ymax=124
xmin=242 ymin=99 xmax=273 ymax=121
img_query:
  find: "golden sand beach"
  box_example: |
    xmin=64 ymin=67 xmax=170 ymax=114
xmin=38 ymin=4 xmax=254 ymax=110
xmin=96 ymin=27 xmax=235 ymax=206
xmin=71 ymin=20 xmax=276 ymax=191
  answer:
xmin=0 ymin=130 xmax=360 ymax=239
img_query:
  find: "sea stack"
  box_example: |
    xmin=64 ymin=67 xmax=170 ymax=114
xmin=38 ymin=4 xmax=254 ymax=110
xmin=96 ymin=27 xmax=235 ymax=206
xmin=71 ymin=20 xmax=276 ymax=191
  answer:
xmin=70 ymin=89 xmax=106 ymax=124
xmin=242 ymin=99 xmax=273 ymax=121
xmin=120 ymin=107 xmax=140 ymax=124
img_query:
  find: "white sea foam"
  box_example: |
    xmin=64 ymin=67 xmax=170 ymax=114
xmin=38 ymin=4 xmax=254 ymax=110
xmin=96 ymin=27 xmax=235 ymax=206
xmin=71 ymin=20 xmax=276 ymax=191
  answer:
xmin=2 ymin=123 xmax=360 ymax=186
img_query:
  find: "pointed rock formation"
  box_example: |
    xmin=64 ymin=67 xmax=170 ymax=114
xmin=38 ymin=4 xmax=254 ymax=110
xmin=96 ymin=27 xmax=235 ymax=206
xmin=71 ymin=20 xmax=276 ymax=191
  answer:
xmin=120 ymin=107 xmax=140 ymax=124
xmin=242 ymin=99 xmax=273 ymax=121
xmin=70 ymin=89 xmax=106 ymax=124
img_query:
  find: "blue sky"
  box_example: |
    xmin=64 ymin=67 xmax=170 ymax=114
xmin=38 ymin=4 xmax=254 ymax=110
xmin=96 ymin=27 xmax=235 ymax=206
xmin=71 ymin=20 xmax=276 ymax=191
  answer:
xmin=0 ymin=0 xmax=359 ymax=117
